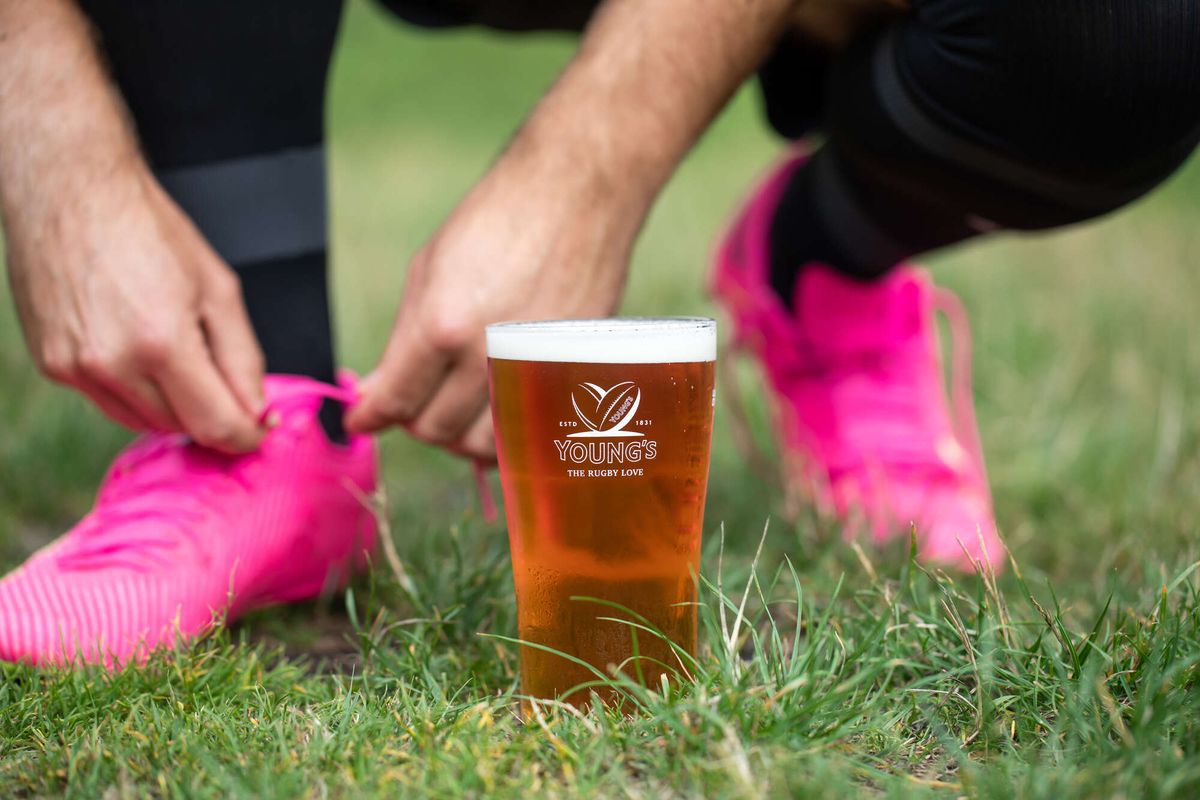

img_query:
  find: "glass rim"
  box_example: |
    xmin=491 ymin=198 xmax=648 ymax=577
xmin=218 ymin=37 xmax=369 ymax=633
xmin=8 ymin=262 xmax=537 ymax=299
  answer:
xmin=485 ymin=316 xmax=715 ymax=334
xmin=486 ymin=316 xmax=716 ymax=364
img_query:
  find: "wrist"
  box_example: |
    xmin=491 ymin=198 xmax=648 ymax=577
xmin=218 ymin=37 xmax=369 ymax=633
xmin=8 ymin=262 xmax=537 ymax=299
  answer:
xmin=503 ymin=111 xmax=664 ymax=233
xmin=0 ymin=0 xmax=146 ymax=233
xmin=1 ymin=142 xmax=146 ymax=237
xmin=1 ymin=145 xmax=151 ymax=271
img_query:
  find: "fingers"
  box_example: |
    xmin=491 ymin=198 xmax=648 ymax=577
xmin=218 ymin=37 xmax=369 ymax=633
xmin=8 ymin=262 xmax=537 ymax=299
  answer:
xmin=155 ymin=331 xmax=265 ymax=454
xmin=344 ymin=319 xmax=451 ymax=434
xmin=73 ymin=377 xmax=154 ymax=432
xmin=407 ymin=359 xmax=489 ymax=448
xmin=104 ymin=377 xmax=182 ymax=433
xmin=33 ymin=291 xmax=263 ymax=451
xmin=201 ymin=271 xmax=266 ymax=418
xmin=39 ymin=340 xmax=181 ymax=433
xmin=454 ymin=411 xmax=497 ymax=463
xmin=41 ymin=330 xmax=257 ymax=451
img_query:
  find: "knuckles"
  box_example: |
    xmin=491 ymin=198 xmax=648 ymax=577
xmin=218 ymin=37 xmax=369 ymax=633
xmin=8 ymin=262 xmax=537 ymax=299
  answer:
xmin=75 ymin=347 xmax=119 ymax=382
xmin=36 ymin=346 xmax=77 ymax=384
xmin=207 ymin=270 xmax=244 ymax=306
xmin=34 ymin=329 xmax=177 ymax=385
xmin=426 ymin=314 xmax=473 ymax=355
xmin=129 ymin=332 xmax=173 ymax=371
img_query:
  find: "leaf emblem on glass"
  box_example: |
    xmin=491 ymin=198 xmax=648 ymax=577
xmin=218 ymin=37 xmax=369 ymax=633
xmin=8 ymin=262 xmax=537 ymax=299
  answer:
xmin=571 ymin=381 xmax=641 ymax=435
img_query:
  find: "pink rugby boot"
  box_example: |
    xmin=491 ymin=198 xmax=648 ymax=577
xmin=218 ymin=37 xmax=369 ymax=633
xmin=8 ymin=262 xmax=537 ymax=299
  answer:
xmin=0 ymin=374 xmax=377 ymax=667
xmin=712 ymin=154 xmax=1003 ymax=571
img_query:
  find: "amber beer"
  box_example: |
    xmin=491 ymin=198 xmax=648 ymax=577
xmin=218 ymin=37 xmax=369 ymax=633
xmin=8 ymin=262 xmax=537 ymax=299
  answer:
xmin=486 ymin=318 xmax=716 ymax=707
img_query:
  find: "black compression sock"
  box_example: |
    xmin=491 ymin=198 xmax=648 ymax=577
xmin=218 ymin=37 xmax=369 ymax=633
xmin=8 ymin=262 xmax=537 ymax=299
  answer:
xmin=767 ymin=147 xmax=967 ymax=303
xmin=767 ymin=152 xmax=854 ymax=305
xmin=237 ymin=251 xmax=346 ymax=443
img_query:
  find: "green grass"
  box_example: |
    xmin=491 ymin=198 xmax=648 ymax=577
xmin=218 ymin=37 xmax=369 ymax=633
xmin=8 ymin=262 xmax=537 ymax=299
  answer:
xmin=3 ymin=1 xmax=1200 ymax=796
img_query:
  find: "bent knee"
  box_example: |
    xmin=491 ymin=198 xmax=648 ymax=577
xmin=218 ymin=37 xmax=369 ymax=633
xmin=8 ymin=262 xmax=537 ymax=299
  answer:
xmin=899 ymin=0 xmax=1200 ymax=178
xmin=831 ymin=0 xmax=1200 ymax=228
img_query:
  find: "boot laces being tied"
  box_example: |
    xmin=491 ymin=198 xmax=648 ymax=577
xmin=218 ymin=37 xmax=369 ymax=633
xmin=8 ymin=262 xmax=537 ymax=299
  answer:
xmin=54 ymin=381 xmax=361 ymax=573
xmin=0 ymin=375 xmax=378 ymax=667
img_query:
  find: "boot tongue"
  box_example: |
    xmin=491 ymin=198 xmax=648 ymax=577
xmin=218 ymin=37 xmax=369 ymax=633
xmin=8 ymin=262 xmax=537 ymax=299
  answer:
xmin=791 ymin=263 xmax=929 ymax=360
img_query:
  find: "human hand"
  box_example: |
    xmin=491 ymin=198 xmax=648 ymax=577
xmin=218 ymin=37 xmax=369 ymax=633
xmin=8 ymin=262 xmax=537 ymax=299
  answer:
xmin=345 ymin=148 xmax=641 ymax=460
xmin=5 ymin=163 xmax=267 ymax=453
xmin=346 ymin=0 xmax=796 ymax=457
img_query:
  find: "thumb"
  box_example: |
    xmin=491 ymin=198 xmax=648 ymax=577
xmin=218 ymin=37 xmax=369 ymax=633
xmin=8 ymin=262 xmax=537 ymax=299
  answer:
xmin=201 ymin=272 xmax=267 ymax=418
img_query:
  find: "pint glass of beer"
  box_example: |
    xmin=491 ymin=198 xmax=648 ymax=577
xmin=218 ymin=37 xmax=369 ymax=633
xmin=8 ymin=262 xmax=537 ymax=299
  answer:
xmin=486 ymin=318 xmax=716 ymax=707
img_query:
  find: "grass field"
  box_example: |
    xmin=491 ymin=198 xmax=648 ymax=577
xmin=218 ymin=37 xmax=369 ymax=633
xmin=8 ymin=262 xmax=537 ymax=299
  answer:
xmin=4 ymin=2 xmax=1200 ymax=796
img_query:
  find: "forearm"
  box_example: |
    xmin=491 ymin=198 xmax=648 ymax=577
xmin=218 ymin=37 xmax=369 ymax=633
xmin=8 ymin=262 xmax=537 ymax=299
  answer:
xmin=509 ymin=0 xmax=797 ymax=214
xmin=0 ymin=0 xmax=141 ymax=234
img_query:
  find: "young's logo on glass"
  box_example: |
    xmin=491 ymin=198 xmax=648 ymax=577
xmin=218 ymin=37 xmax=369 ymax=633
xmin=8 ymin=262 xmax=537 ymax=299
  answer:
xmin=569 ymin=381 xmax=642 ymax=437
xmin=555 ymin=381 xmax=657 ymax=476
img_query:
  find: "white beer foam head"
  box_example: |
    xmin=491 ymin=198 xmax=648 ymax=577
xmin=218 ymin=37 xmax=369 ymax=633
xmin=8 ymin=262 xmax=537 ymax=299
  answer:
xmin=486 ymin=317 xmax=716 ymax=363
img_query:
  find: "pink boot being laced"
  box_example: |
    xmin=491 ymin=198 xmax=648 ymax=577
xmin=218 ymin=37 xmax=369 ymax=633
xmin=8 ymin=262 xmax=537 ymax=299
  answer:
xmin=0 ymin=373 xmax=377 ymax=667
xmin=711 ymin=154 xmax=1002 ymax=571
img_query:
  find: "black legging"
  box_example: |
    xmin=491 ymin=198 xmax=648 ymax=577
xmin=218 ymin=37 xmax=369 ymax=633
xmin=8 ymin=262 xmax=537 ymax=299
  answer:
xmin=762 ymin=0 xmax=1200 ymax=296
xmin=76 ymin=0 xmax=1200 ymax=384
